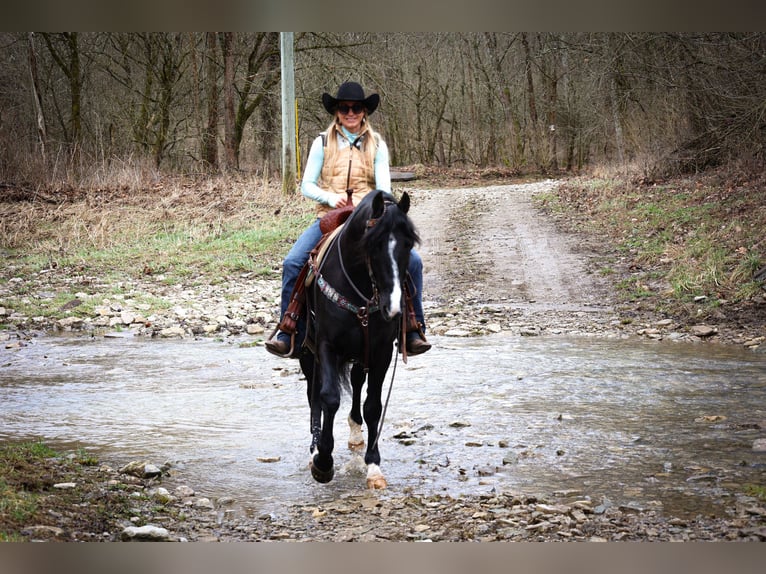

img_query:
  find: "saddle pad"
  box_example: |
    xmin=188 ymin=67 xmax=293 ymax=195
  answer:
xmin=305 ymin=223 xmax=345 ymax=288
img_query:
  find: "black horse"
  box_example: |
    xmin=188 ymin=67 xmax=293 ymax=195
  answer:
xmin=300 ymin=190 xmax=419 ymax=489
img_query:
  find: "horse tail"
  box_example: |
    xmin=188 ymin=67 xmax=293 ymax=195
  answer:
xmin=337 ymin=363 xmax=352 ymax=396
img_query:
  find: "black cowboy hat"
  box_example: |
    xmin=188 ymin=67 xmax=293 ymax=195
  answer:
xmin=322 ymin=81 xmax=380 ymax=115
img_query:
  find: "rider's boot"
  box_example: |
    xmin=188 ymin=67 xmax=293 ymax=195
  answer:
xmin=265 ymin=263 xmax=310 ymax=359
xmin=404 ymin=283 xmax=431 ymax=356
xmin=264 ymin=330 xmax=296 ymax=358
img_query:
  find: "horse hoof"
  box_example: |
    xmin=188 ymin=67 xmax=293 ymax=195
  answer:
xmin=366 ymin=475 xmax=387 ymax=490
xmin=366 ymin=463 xmax=387 ymax=489
xmin=348 ymin=440 xmax=365 ymax=452
xmin=310 ymin=459 xmax=334 ymax=483
xmin=348 ymin=417 xmax=365 ymax=452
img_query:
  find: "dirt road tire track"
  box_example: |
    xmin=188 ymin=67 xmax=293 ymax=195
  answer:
xmin=407 ymin=182 xmax=617 ymax=337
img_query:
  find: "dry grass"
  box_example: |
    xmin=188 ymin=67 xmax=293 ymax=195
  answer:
xmin=2 ymin=174 xmax=294 ymax=241
xmin=543 ymin=161 xmax=766 ymax=318
xmin=0 ymin=172 xmax=313 ymax=283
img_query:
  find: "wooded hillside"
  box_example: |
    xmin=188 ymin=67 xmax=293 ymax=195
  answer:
xmin=2 ymin=32 xmax=764 ymax=188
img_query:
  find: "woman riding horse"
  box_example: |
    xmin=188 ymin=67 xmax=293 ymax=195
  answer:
xmin=265 ymin=81 xmax=430 ymax=359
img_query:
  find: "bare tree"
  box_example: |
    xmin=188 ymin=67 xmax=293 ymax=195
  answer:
xmin=202 ymin=32 xmax=219 ymax=169
xmin=40 ymin=32 xmax=82 ymax=149
xmin=27 ymin=32 xmax=47 ymax=160
xmin=219 ymin=33 xmax=237 ymax=170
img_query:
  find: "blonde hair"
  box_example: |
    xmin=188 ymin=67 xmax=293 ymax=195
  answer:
xmin=323 ymin=115 xmax=380 ymax=174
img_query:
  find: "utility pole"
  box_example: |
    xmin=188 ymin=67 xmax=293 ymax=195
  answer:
xmin=280 ymin=32 xmax=296 ymax=195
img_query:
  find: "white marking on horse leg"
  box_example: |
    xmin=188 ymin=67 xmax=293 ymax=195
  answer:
xmin=387 ymin=236 xmax=402 ymax=317
xmin=366 ymin=463 xmax=387 ymax=490
xmin=348 ymin=415 xmax=365 ymax=451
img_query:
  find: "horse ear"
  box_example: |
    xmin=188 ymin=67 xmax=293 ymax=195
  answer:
xmin=398 ymin=192 xmax=410 ymax=214
xmin=372 ymin=190 xmax=385 ymax=218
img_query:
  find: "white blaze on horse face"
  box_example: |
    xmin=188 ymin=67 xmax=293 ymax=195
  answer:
xmin=386 ymin=235 xmax=402 ymax=318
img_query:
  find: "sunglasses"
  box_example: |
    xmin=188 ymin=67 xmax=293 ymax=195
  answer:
xmin=337 ymin=103 xmax=365 ymax=115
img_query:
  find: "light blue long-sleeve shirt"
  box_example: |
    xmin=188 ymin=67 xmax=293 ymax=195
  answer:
xmin=301 ymin=126 xmax=391 ymax=208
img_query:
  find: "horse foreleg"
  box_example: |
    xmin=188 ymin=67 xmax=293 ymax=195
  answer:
xmin=309 ymin=347 xmax=341 ymax=484
xmin=362 ymin=365 xmax=388 ymax=490
xmin=301 ymin=354 xmax=322 ymax=458
xmin=348 ymin=363 xmax=365 ymax=451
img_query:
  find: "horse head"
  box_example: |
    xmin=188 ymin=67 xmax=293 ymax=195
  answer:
xmin=359 ymin=190 xmax=420 ymax=321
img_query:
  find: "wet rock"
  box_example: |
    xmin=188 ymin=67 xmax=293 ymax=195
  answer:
xmin=174 ymin=485 xmax=195 ymax=497
xmin=444 ymin=328 xmax=471 ymax=337
xmin=57 ymin=317 xmax=84 ymax=330
xmin=159 ymin=326 xmax=186 ymax=338
xmin=449 ymin=421 xmax=471 ymax=428
xmin=690 ymin=325 xmax=717 ymax=338
xmin=152 ymin=487 xmax=174 ymax=503
xmin=695 ymin=415 xmax=727 ymax=423
xmin=119 ymin=461 xmax=163 ymax=479
xmin=193 ymin=497 xmax=215 ymax=510
xmin=121 ymin=524 xmax=171 ymax=541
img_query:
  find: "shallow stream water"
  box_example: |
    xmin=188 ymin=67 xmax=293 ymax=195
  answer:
xmin=2 ymin=332 xmax=765 ymax=518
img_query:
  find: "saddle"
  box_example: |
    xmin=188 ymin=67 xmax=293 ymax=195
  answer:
xmin=275 ymin=205 xmax=353 ymax=338
xmin=306 ymin=211 xmax=352 ymax=288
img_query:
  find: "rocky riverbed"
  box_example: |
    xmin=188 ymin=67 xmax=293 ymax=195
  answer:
xmin=7 ymin=451 xmax=766 ymax=542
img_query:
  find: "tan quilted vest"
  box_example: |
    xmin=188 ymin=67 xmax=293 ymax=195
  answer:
xmin=317 ymin=134 xmax=376 ymax=216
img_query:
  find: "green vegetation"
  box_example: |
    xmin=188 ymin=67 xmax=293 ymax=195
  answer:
xmin=3 ymin=213 xmax=310 ymax=282
xmin=743 ymin=484 xmax=766 ymax=502
xmin=0 ymin=440 xmax=183 ymax=541
xmin=539 ymin=165 xmax=766 ymax=318
xmin=0 ymin=442 xmax=59 ymax=540
xmin=0 ymin=178 xmax=314 ymax=326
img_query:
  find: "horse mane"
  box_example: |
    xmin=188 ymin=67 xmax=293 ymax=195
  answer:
xmin=349 ymin=191 xmax=420 ymax=252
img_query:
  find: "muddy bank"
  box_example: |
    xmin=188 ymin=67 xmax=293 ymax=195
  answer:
xmin=3 ymin=182 xmax=763 ymax=349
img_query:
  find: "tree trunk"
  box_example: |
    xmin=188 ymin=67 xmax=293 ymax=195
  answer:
xmin=202 ymin=32 xmax=219 ymax=169
xmin=220 ymin=32 xmax=238 ymax=171
xmin=545 ymin=35 xmax=559 ymax=171
xmin=484 ymin=33 xmax=522 ymax=168
xmin=27 ymin=32 xmax=47 ymax=161
xmin=41 ymin=32 xmax=82 ymax=150
xmin=235 ymin=32 xmax=280 ymax=170
xmin=521 ymin=32 xmax=541 ymax=169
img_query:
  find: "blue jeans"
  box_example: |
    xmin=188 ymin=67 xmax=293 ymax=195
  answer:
xmin=278 ymin=218 xmax=426 ymax=343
